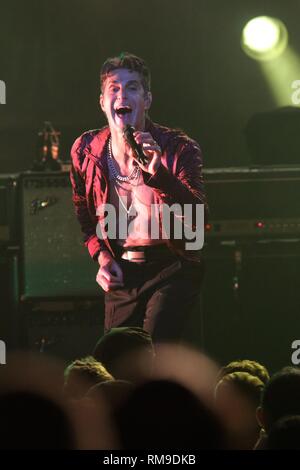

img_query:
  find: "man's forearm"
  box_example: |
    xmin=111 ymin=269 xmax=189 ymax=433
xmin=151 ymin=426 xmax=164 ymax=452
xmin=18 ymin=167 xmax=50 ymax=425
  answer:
xmin=143 ymin=163 xmax=206 ymax=206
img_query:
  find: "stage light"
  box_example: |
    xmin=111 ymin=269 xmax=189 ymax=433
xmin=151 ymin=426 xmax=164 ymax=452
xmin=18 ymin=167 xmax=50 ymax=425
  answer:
xmin=255 ymin=221 xmax=265 ymax=229
xmin=242 ymin=16 xmax=288 ymax=61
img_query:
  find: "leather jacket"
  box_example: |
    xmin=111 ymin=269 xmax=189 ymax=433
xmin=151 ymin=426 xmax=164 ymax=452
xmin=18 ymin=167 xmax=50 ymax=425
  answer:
xmin=70 ymin=118 xmax=207 ymax=261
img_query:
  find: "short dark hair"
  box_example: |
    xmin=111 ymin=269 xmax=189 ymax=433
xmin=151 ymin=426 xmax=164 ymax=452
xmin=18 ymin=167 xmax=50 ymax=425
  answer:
xmin=63 ymin=356 xmax=113 ymax=400
xmin=266 ymin=415 xmax=300 ymax=449
xmin=93 ymin=327 xmax=154 ymax=383
xmin=94 ymin=327 xmax=153 ymax=364
xmin=100 ymin=52 xmax=151 ymax=93
xmin=262 ymin=366 xmax=300 ymax=431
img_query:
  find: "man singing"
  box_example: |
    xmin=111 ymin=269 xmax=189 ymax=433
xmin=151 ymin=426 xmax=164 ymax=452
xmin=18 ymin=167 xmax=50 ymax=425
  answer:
xmin=70 ymin=52 xmax=207 ymax=343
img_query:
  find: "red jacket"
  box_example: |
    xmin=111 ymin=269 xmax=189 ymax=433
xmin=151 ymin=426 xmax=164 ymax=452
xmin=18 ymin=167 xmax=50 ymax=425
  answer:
xmin=70 ymin=118 xmax=207 ymax=261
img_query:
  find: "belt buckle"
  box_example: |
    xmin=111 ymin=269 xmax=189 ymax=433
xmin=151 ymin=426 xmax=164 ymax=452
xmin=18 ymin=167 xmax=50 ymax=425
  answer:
xmin=126 ymin=250 xmax=146 ymax=263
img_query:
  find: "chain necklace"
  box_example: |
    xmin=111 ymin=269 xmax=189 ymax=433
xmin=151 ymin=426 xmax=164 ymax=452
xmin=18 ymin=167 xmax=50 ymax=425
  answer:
xmin=114 ymin=182 xmax=136 ymax=217
xmin=107 ymin=137 xmax=140 ymax=182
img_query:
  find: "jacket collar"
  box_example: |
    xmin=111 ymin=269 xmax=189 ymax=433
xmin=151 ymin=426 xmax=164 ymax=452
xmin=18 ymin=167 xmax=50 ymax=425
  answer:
xmin=90 ymin=118 xmax=154 ymax=161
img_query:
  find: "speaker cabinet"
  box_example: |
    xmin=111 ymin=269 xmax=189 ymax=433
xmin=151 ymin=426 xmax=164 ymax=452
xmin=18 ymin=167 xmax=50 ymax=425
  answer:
xmin=202 ymin=241 xmax=300 ymax=373
xmin=0 ymin=251 xmax=20 ymax=349
xmin=22 ymin=300 xmax=104 ymax=362
xmin=20 ymin=173 xmax=101 ymax=299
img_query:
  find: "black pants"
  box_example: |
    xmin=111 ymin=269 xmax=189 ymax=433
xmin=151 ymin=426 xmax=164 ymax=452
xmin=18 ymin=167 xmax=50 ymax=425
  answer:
xmin=104 ymin=253 xmax=204 ymax=344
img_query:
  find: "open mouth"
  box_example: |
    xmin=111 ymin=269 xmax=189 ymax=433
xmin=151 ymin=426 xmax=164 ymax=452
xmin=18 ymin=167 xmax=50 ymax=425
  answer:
xmin=115 ymin=106 xmax=132 ymax=117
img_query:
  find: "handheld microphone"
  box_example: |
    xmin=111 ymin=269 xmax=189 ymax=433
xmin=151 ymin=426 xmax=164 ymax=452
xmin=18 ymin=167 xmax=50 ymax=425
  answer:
xmin=123 ymin=125 xmax=148 ymax=165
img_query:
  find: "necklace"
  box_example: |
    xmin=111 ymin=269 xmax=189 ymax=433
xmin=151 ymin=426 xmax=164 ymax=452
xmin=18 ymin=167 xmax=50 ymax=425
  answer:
xmin=114 ymin=182 xmax=136 ymax=218
xmin=107 ymin=137 xmax=140 ymax=182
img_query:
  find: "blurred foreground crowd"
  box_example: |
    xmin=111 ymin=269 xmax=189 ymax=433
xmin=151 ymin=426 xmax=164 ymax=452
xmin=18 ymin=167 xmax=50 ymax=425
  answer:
xmin=0 ymin=327 xmax=299 ymax=450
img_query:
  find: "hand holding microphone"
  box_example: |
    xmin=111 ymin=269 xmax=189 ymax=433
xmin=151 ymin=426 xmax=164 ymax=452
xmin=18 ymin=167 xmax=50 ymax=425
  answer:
xmin=123 ymin=125 xmax=148 ymax=165
xmin=123 ymin=125 xmax=162 ymax=176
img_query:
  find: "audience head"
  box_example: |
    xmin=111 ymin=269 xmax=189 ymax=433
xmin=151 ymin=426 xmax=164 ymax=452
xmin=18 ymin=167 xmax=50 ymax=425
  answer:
xmin=0 ymin=352 xmax=76 ymax=449
xmin=63 ymin=356 xmax=113 ymax=400
xmin=266 ymin=415 xmax=300 ymax=449
xmin=87 ymin=379 xmax=135 ymax=413
xmin=258 ymin=366 xmax=300 ymax=433
xmin=115 ymin=379 xmax=225 ymax=449
xmin=0 ymin=390 xmax=75 ymax=449
xmin=215 ymin=371 xmax=264 ymax=449
xmin=219 ymin=359 xmax=270 ymax=385
xmin=93 ymin=327 xmax=155 ymax=383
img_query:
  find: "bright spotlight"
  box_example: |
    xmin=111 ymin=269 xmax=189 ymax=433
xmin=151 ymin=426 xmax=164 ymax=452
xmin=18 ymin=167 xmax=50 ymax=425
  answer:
xmin=242 ymin=16 xmax=288 ymax=61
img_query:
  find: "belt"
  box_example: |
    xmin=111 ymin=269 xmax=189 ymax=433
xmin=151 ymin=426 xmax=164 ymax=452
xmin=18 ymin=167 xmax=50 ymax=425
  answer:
xmin=120 ymin=244 xmax=174 ymax=263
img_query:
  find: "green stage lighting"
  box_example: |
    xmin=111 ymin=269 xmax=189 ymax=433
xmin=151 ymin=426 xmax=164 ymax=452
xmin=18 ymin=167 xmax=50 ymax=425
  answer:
xmin=242 ymin=16 xmax=288 ymax=61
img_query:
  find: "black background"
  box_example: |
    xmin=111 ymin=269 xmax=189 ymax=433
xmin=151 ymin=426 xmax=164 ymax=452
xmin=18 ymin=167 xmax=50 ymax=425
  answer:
xmin=1 ymin=0 xmax=300 ymax=172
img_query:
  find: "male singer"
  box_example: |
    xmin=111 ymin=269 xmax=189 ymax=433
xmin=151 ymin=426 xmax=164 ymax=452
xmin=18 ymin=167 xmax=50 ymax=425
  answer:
xmin=70 ymin=52 xmax=207 ymax=343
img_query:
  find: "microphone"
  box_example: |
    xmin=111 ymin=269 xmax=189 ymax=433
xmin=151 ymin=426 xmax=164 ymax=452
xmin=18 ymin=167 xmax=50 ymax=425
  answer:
xmin=123 ymin=125 xmax=148 ymax=165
